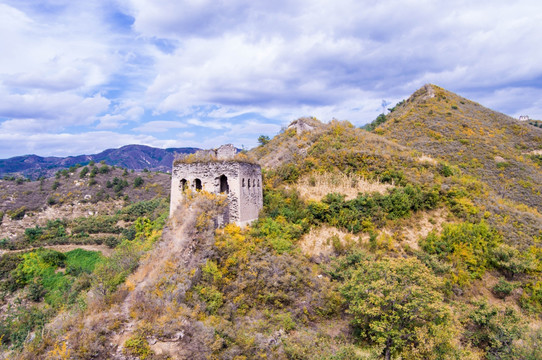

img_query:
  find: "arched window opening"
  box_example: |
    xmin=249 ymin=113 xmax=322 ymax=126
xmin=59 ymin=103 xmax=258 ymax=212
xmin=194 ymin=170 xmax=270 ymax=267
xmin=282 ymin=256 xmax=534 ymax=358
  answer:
xmin=180 ymin=179 xmax=188 ymax=191
xmin=257 ymin=179 xmax=260 ymax=187
xmin=248 ymin=179 xmax=251 ymax=188
xmin=219 ymin=175 xmax=229 ymax=193
xmin=242 ymin=178 xmax=245 ymax=187
xmin=195 ymin=178 xmax=202 ymax=191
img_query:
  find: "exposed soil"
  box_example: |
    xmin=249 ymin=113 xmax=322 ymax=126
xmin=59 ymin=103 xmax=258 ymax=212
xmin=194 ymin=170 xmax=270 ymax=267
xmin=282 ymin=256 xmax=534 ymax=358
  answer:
xmin=296 ymin=171 xmax=393 ymax=201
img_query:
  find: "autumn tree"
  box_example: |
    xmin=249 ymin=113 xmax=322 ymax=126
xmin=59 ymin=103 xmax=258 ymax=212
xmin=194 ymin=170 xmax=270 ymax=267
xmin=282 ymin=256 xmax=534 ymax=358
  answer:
xmin=341 ymin=257 xmax=450 ymax=360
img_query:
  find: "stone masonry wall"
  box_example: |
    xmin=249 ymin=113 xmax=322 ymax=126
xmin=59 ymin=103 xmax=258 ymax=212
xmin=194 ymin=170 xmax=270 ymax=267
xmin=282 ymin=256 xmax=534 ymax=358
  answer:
xmin=170 ymin=161 xmax=262 ymax=226
xmin=238 ymin=162 xmax=263 ymax=224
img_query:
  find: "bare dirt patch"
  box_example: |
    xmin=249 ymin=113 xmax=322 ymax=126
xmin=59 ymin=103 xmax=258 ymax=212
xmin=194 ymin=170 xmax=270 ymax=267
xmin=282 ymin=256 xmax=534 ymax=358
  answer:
xmin=296 ymin=172 xmax=393 ymax=201
xmin=385 ymin=207 xmax=450 ymax=251
xmin=299 ymin=225 xmax=368 ymax=257
xmin=417 ymin=154 xmax=438 ymax=165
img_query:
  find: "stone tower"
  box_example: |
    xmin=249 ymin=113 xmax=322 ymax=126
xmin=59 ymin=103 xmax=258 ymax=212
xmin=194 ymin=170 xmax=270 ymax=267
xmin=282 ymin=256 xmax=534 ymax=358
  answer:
xmin=170 ymin=144 xmax=263 ymax=226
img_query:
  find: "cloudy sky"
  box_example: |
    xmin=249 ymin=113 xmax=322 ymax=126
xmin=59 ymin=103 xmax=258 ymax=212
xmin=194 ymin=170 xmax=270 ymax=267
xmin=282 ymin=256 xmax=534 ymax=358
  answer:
xmin=1 ymin=0 xmax=541 ymax=158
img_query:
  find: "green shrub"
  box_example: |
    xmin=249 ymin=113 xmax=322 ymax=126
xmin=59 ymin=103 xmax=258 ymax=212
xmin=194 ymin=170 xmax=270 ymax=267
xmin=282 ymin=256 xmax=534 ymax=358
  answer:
xmin=195 ymin=285 xmax=224 ymax=314
xmin=438 ymin=163 xmax=454 ymax=177
xmin=261 ymin=188 xmax=311 ymax=225
xmin=98 ymin=165 xmax=110 ymax=174
xmin=107 ymin=177 xmax=129 ymax=193
xmin=27 ymin=279 xmax=47 ymax=301
xmin=520 ymin=281 xmax=542 ymax=313
xmin=133 ymin=176 xmax=144 ymax=188
xmin=25 ymin=226 xmax=44 ymax=242
xmin=340 ymin=257 xmax=450 ymax=359
xmin=492 ymin=278 xmax=514 ymax=299
xmin=309 ymin=185 xmax=439 ymax=233
xmin=8 ymin=206 xmax=26 ymax=220
xmin=258 ymin=135 xmax=270 ymax=145
xmin=124 ymin=334 xmax=152 ymax=359
xmin=489 ymin=244 xmax=536 ymax=279
xmin=253 ymin=216 xmax=303 ymax=254
xmin=466 ymin=300 xmax=523 ymax=358
xmin=71 ymin=215 xmax=121 ymax=235
xmin=276 ymin=163 xmax=300 ymax=183
xmin=121 ymin=227 xmax=137 ymax=241
xmin=363 ymin=113 xmax=387 ymax=132
xmin=120 ymin=198 xmax=163 ymax=220
xmin=79 ymin=166 xmax=89 ymax=178
xmin=420 ymin=221 xmax=501 ymax=283
xmin=0 ymin=305 xmax=52 ymax=349
xmin=104 ymin=235 xmax=120 ymax=248
xmin=40 ymin=249 xmax=66 ymax=267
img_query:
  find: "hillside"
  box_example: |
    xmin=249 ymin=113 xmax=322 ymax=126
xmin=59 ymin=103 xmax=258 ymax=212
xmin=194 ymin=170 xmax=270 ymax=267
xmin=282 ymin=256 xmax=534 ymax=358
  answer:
xmin=0 ymin=145 xmax=199 ymax=179
xmin=373 ymin=84 xmax=542 ymax=248
xmin=2 ymin=88 xmax=542 ymax=360
xmin=1 ymin=163 xmax=171 ymax=246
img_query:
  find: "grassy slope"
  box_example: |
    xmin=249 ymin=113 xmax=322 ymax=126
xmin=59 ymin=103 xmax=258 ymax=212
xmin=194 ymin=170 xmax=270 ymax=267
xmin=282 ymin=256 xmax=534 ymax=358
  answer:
xmin=377 ymin=84 xmax=542 ymax=248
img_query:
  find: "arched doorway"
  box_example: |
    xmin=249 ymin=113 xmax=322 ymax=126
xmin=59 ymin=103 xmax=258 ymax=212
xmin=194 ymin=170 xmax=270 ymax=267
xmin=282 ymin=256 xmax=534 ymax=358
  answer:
xmin=195 ymin=178 xmax=202 ymax=191
xmin=219 ymin=175 xmax=229 ymax=193
xmin=180 ymin=179 xmax=188 ymax=191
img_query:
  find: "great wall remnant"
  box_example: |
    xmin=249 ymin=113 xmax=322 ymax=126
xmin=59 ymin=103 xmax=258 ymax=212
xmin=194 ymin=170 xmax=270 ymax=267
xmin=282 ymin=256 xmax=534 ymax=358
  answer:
xmin=170 ymin=144 xmax=263 ymax=226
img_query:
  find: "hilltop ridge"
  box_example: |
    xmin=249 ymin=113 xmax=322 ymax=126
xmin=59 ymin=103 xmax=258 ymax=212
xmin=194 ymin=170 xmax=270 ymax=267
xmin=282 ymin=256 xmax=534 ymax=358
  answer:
xmin=371 ymin=84 xmax=542 ymax=247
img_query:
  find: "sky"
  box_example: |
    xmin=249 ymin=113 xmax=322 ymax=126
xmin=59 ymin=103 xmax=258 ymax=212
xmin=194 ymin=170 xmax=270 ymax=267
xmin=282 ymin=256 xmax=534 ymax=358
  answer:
xmin=1 ymin=0 xmax=542 ymax=158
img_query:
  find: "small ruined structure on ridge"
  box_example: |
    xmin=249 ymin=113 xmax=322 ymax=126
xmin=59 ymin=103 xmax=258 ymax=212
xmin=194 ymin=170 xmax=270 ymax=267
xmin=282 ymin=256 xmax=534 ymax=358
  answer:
xmin=170 ymin=144 xmax=263 ymax=226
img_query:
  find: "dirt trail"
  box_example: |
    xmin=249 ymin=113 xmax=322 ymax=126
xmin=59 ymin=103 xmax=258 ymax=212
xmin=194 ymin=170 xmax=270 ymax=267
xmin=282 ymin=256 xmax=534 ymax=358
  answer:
xmin=112 ymin=207 xmax=197 ymax=357
xmin=0 ymin=244 xmax=114 ymax=257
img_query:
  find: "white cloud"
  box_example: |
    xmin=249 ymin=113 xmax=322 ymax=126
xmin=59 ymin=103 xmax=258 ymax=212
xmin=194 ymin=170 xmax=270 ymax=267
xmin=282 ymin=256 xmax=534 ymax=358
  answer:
xmin=0 ymin=91 xmax=110 ymax=127
xmin=0 ymin=130 xmax=181 ymax=158
xmin=129 ymin=0 xmax=542 ymax=127
xmin=133 ymin=120 xmax=187 ymax=133
xmin=2 ymin=0 xmax=542 ymax=158
xmin=96 ymin=114 xmax=126 ymax=129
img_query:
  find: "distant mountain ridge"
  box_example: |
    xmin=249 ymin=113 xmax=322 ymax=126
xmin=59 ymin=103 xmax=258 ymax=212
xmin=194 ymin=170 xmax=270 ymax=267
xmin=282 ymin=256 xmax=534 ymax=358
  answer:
xmin=0 ymin=144 xmax=200 ymax=179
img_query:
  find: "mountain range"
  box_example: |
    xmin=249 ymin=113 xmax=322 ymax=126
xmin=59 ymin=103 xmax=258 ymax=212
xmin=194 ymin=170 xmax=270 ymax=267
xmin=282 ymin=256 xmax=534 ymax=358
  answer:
xmin=0 ymin=144 xmax=200 ymax=179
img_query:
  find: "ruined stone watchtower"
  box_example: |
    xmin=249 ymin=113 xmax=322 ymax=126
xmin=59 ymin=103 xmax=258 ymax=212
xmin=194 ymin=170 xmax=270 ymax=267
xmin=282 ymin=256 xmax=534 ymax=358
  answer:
xmin=170 ymin=144 xmax=263 ymax=226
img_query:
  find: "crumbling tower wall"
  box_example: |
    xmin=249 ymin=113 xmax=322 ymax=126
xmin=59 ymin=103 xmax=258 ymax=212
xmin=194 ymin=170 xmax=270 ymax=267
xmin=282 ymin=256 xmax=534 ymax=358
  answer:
xmin=170 ymin=145 xmax=263 ymax=226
